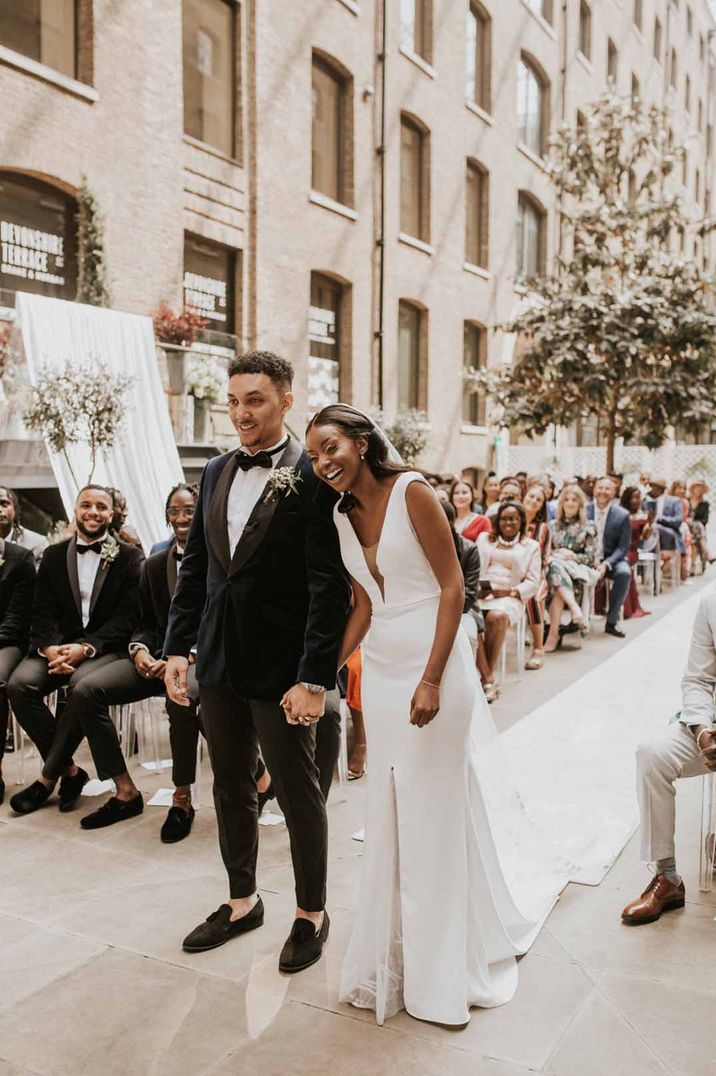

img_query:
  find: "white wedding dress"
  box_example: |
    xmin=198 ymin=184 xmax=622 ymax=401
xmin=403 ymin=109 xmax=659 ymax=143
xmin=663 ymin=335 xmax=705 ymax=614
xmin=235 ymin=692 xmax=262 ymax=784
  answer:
xmin=335 ymin=472 xmax=553 ymax=1027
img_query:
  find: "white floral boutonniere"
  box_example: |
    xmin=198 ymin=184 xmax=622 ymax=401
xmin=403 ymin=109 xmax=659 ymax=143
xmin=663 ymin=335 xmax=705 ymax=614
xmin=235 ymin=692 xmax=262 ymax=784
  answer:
xmin=264 ymin=466 xmax=302 ymax=505
xmin=99 ymin=533 xmax=120 ymax=571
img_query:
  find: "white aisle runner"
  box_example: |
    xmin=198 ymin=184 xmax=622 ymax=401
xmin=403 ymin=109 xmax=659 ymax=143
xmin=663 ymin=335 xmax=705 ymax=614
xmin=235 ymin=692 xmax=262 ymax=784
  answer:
xmin=489 ymin=587 xmax=708 ymax=889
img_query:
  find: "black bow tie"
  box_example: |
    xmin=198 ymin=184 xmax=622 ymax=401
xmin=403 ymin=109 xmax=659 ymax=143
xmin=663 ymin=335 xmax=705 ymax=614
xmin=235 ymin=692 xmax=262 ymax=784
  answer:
xmin=173 ymin=550 xmax=183 ymax=562
xmin=77 ymin=541 xmax=104 ymax=555
xmin=235 ymin=439 xmax=288 ymax=471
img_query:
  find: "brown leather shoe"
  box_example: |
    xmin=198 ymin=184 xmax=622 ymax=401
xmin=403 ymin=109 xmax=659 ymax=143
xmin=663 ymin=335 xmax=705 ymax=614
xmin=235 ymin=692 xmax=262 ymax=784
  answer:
xmin=621 ymin=873 xmax=685 ymax=925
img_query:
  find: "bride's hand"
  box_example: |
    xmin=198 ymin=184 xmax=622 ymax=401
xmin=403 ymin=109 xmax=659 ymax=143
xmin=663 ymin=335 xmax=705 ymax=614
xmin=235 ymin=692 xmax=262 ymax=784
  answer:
xmin=410 ymin=682 xmax=440 ymax=727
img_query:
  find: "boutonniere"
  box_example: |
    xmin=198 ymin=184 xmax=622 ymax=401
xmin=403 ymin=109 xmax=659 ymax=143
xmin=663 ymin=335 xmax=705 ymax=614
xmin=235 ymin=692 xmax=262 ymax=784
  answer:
xmin=263 ymin=466 xmax=302 ymax=504
xmin=99 ymin=534 xmax=120 ymax=570
xmin=0 ymin=556 xmax=5 ymax=570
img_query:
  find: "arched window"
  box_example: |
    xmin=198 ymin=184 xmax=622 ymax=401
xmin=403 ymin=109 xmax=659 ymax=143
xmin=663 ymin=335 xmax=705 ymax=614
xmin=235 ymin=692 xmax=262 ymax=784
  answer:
xmin=465 ymin=160 xmax=489 ymax=269
xmin=579 ymin=1 xmax=591 ymax=60
xmin=400 ymin=113 xmax=430 ymax=242
xmin=0 ymin=172 xmax=77 ymax=301
xmin=465 ymin=2 xmax=491 ymax=113
xmin=517 ymin=55 xmax=548 ymax=158
xmin=183 ymin=0 xmax=238 ymax=158
xmin=311 ymin=51 xmax=354 ymax=207
xmin=516 ymin=192 xmax=546 ymax=278
xmin=400 ymin=0 xmax=432 ymax=63
xmin=397 ymin=299 xmax=427 ymax=410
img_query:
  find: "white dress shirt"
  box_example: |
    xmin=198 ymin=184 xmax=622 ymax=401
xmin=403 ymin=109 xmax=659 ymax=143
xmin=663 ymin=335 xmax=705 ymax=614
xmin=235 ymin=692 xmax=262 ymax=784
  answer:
xmin=76 ymin=534 xmax=105 ymax=628
xmin=595 ymin=506 xmax=609 ymax=561
xmin=227 ymin=437 xmax=288 ymax=557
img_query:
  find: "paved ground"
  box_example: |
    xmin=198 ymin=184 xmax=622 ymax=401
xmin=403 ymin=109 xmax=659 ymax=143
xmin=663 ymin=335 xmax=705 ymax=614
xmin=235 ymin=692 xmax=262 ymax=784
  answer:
xmin=0 ymin=572 xmax=714 ymax=1076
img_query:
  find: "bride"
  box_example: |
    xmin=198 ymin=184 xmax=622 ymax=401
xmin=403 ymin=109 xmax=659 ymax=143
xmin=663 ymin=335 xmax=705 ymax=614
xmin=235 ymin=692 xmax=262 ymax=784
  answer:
xmin=304 ymin=404 xmax=549 ymax=1028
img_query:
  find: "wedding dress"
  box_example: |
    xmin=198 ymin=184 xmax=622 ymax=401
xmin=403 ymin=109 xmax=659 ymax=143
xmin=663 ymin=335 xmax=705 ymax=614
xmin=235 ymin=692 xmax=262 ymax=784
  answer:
xmin=335 ymin=472 xmax=554 ymax=1027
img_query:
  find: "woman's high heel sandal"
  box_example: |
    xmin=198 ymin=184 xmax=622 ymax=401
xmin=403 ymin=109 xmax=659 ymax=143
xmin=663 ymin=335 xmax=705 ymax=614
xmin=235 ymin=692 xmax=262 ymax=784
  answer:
xmin=525 ymin=648 xmax=544 ymax=670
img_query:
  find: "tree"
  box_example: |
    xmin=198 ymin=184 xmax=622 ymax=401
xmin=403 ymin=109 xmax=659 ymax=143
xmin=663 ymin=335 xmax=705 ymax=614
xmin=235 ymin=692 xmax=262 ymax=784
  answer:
xmin=76 ymin=178 xmax=111 ymax=306
xmin=481 ymin=91 xmax=716 ymax=473
xmin=370 ymin=408 xmax=429 ymax=466
xmin=23 ymin=361 xmax=131 ymax=489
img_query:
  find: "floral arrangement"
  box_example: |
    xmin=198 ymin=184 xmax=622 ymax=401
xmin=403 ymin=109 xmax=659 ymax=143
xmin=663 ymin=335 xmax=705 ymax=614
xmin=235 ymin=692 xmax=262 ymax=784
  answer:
xmin=264 ymin=467 xmax=302 ymax=504
xmin=153 ymin=303 xmax=208 ymax=347
xmin=187 ymin=357 xmax=226 ymax=404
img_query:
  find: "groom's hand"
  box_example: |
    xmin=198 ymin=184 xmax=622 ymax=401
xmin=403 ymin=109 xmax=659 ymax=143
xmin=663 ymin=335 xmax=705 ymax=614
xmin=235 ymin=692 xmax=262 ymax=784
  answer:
xmin=165 ymin=655 xmax=191 ymax=707
xmin=281 ymin=684 xmax=325 ymax=725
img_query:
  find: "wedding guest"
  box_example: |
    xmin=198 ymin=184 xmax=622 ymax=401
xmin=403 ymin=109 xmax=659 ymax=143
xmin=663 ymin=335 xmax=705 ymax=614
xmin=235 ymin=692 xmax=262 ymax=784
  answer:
xmin=0 ymin=538 xmax=35 ymax=804
xmin=515 ymin=471 xmax=528 ymax=497
xmin=486 ymin=476 xmax=523 ymax=517
xmin=668 ymin=480 xmax=692 ymax=580
xmin=544 ymin=485 xmax=598 ymax=652
xmin=8 ymin=485 xmax=144 ymax=817
xmin=107 ymin=486 xmax=143 ymax=549
xmin=449 ymin=479 xmax=491 ymax=541
xmin=588 ymin=477 xmax=632 ymax=637
xmin=578 ymin=475 xmax=597 ymax=506
xmin=545 ymin=476 xmax=559 ymax=522
xmin=687 ymin=478 xmax=711 ymax=568
xmin=442 ymin=501 xmax=491 ymax=686
xmin=644 ymin=478 xmax=684 ymax=580
xmin=476 ymin=502 xmax=540 ymax=702
xmin=618 ymin=486 xmax=652 ymax=620
xmin=345 ymin=648 xmax=366 ymax=780
xmin=638 ymin=471 xmax=652 ymax=499
xmin=609 ymin=473 xmax=624 ymax=500
xmin=523 ymin=483 xmax=551 ymax=671
xmin=481 ymin=473 xmax=501 ymax=515
xmin=0 ymin=486 xmax=47 ymax=561
xmin=621 ymin=591 xmax=716 ymax=925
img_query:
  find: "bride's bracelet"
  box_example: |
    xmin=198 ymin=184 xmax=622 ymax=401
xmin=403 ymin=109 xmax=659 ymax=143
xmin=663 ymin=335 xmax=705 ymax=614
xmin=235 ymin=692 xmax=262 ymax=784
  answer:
xmin=421 ymin=678 xmax=441 ymax=690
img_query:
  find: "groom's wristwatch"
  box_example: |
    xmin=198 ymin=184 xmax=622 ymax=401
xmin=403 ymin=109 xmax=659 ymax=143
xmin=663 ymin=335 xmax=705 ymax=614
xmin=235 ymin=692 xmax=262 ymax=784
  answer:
xmin=301 ymin=682 xmax=326 ymax=694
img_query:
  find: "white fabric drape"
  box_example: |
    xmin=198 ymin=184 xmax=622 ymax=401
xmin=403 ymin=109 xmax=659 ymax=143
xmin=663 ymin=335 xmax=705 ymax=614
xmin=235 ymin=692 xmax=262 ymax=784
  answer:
xmin=15 ymin=293 xmax=184 ymax=551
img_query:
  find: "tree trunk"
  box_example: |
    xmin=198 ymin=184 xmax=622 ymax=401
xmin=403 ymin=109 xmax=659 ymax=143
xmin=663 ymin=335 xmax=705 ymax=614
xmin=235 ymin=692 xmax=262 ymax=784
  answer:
xmin=605 ymin=409 xmax=617 ymax=474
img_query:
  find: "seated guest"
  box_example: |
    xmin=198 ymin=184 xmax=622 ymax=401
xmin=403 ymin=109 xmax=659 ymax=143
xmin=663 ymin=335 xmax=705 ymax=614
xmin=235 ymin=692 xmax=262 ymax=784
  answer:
xmin=442 ymin=501 xmax=491 ymax=687
xmin=486 ymin=476 xmax=523 ymax=517
xmin=544 ymin=484 xmax=598 ymax=652
xmin=587 ymin=477 xmax=632 ymax=638
xmin=449 ymin=478 xmax=491 ymax=541
xmin=107 ymin=486 xmax=143 ymax=549
xmin=0 ymin=486 xmax=47 ymax=561
xmin=476 ymin=502 xmax=541 ymax=703
xmin=619 ymin=486 xmax=652 ymax=620
xmin=669 ymin=480 xmax=693 ymax=580
xmin=0 ymin=538 xmax=36 ymax=803
xmin=523 ymin=483 xmax=551 ymax=671
xmin=621 ymin=592 xmax=716 ymax=925
xmin=8 ymin=485 xmax=144 ymax=818
xmin=644 ymin=477 xmax=684 ymax=579
xmin=687 ymin=478 xmax=711 ymax=569
xmin=609 ymin=473 xmax=624 ymax=500
xmin=481 ymin=473 xmax=500 ymax=516
xmin=545 ymin=476 xmax=559 ymax=522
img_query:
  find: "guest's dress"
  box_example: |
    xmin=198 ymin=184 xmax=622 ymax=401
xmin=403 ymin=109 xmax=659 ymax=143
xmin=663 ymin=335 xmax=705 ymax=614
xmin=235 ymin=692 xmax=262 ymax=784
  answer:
xmin=335 ymin=472 xmax=546 ymax=1026
xmin=476 ymin=534 xmax=541 ymax=625
xmin=525 ymin=521 xmax=551 ymax=629
xmin=622 ymin=516 xmax=650 ymax=620
xmin=455 ymin=512 xmax=492 ymax=542
xmin=547 ymin=519 xmax=598 ymax=602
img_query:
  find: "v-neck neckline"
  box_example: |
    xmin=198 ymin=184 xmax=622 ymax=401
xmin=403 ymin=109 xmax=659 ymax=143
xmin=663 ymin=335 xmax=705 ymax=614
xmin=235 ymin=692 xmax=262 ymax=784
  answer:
xmin=347 ymin=473 xmax=407 ymax=604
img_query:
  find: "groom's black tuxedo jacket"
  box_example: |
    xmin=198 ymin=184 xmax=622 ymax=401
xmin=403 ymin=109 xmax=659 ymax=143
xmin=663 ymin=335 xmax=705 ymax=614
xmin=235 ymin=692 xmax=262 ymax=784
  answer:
xmin=132 ymin=542 xmax=181 ymax=659
xmin=30 ymin=536 xmax=144 ymax=656
xmin=164 ymin=436 xmax=351 ymax=699
xmin=0 ymin=539 xmax=35 ymax=652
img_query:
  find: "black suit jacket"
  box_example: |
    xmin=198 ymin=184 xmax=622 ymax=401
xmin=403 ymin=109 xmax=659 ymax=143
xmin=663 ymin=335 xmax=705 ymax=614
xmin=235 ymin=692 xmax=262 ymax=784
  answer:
xmin=132 ymin=542 xmax=182 ymax=658
xmin=0 ymin=539 xmax=35 ymax=651
xmin=164 ymin=436 xmax=351 ymax=699
xmin=31 ymin=536 xmax=144 ymax=656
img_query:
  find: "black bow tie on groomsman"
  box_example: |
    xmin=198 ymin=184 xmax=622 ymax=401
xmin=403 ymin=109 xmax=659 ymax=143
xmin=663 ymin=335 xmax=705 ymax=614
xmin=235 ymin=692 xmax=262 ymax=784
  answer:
xmin=77 ymin=541 xmax=104 ymax=555
xmin=173 ymin=550 xmax=183 ymax=562
xmin=235 ymin=438 xmax=289 ymax=471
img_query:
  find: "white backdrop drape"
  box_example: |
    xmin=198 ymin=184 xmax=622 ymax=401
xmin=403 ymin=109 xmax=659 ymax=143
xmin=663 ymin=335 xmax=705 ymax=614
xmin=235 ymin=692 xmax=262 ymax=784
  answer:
xmin=15 ymin=293 xmax=184 ymax=550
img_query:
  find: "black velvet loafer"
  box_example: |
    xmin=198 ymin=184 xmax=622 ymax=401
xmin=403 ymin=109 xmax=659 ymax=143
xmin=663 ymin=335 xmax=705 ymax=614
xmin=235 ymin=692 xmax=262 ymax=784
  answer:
xmin=278 ymin=912 xmax=330 ymax=974
xmin=80 ymin=793 xmax=143 ymax=829
xmin=0 ymin=777 xmax=5 ymax=806
xmin=9 ymin=780 xmax=52 ymax=815
xmin=182 ymin=897 xmax=265 ymax=952
xmin=59 ymin=767 xmax=90 ymax=812
xmin=160 ymin=804 xmax=195 ymax=843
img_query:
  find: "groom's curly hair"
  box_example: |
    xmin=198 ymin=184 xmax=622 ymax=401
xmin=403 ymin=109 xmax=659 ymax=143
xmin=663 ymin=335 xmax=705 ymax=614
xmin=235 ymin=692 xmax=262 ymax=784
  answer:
xmin=228 ymin=350 xmax=293 ymax=392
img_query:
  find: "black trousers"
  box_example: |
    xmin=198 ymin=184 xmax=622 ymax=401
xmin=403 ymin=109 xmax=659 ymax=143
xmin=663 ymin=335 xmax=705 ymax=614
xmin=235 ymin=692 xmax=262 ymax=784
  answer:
xmin=0 ymin=645 xmax=23 ymax=761
xmin=199 ymin=680 xmax=341 ymax=911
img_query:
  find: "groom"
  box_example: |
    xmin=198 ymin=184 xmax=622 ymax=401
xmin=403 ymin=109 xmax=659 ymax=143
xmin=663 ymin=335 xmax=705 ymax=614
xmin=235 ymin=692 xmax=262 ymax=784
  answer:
xmin=164 ymin=350 xmax=350 ymax=973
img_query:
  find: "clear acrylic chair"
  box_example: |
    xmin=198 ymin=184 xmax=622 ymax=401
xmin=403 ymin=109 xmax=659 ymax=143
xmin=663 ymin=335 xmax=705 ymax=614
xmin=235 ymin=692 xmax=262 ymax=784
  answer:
xmin=499 ymin=608 xmax=527 ymax=682
xmin=699 ymin=772 xmax=716 ymax=892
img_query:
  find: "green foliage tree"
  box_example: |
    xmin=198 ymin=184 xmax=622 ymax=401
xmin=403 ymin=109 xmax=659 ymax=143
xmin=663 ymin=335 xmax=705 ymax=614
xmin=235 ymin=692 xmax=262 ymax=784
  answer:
xmin=482 ymin=91 xmax=716 ymax=473
xmin=76 ymin=178 xmax=111 ymax=307
xmin=370 ymin=407 xmax=429 ymax=466
xmin=23 ymin=361 xmax=131 ymax=489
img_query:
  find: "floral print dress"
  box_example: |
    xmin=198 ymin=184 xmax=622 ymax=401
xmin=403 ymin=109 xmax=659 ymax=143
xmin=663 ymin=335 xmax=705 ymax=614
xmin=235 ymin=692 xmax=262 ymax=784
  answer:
xmin=547 ymin=519 xmax=598 ymax=600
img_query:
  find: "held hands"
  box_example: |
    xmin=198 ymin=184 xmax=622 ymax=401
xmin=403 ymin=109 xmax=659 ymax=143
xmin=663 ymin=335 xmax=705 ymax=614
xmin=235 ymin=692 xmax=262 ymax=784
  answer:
xmin=281 ymin=684 xmax=326 ymax=726
xmin=133 ymin=649 xmax=166 ymax=681
xmin=165 ymin=655 xmax=191 ymax=707
xmin=696 ymin=726 xmax=716 ymax=771
xmin=410 ymin=680 xmax=440 ymax=728
xmin=43 ymin=643 xmax=86 ymax=675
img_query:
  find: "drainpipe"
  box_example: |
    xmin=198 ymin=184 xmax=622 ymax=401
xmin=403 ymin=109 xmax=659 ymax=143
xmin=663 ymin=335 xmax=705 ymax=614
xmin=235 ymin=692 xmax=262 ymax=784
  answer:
xmin=374 ymin=0 xmax=387 ymax=407
xmin=557 ymin=0 xmax=568 ymax=259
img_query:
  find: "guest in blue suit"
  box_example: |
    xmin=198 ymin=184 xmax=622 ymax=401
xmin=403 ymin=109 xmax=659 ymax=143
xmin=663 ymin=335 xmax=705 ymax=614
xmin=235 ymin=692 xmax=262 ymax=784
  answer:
xmin=587 ymin=476 xmax=632 ymax=638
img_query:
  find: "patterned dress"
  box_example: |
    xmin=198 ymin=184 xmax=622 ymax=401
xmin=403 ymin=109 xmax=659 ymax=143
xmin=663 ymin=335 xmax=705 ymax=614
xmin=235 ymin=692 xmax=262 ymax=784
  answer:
xmin=547 ymin=519 xmax=598 ymax=602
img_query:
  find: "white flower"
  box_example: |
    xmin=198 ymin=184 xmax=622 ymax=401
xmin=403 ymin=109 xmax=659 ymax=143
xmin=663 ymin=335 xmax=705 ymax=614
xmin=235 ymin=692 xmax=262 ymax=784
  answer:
xmin=263 ymin=467 xmax=302 ymax=504
xmin=99 ymin=534 xmax=120 ymax=570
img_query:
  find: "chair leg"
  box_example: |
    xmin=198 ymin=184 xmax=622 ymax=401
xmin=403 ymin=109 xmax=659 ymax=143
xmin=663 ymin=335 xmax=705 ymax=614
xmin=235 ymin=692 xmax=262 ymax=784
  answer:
xmin=699 ymin=773 xmax=716 ymax=892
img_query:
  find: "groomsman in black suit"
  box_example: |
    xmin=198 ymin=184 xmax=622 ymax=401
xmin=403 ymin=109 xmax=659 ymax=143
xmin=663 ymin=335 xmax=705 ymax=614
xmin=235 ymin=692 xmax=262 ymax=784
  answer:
xmin=8 ymin=485 xmax=144 ymax=818
xmin=0 ymin=537 xmax=36 ymax=804
xmin=165 ymin=351 xmax=350 ymax=973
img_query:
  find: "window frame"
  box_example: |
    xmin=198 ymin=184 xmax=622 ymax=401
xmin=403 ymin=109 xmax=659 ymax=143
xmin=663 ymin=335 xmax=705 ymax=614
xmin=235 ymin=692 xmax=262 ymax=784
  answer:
xmin=465 ymin=159 xmax=489 ymax=270
xmin=607 ymin=38 xmax=618 ymax=83
xmin=0 ymin=0 xmax=81 ymax=80
xmin=400 ymin=112 xmax=431 ymax=243
xmin=653 ymin=16 xmax=662 ymax=63
xmin=516 ymin=190 xmax=546 ymax=278
xmin=182 ymin=0 xmax=240 ymax=161
xmin=633 ymin=0 xmax=643 ymax=31
xmin=400 ymin=0 xmax=433 ymax=65
xmin=462 ymin=320 xmax=487 ymax=428
xmin=397 ymin=298 xmax=428 ymax=412
xmin=517 ymin=53 xmax=549 ymax=159
xmin=578 ymin=1 xmax=592 ymax=61
xmin=465 ymin=1 xmax=491 ymax=114
xmin=311 ymin=50 xmax=354 ymax=209
xmin=308 ymin=270 xmax=353 ymax=408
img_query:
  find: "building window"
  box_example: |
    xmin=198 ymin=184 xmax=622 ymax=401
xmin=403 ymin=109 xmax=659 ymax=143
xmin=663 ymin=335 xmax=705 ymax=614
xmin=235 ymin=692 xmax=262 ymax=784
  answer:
xmin=526 ymin=0 xmax=553 ymax=22
xmin=312 ymin=53 xmax=353 ymax=206
xmin=463 ymin=322 xmax=487 ymax=427
xmin=631 ymin=73 xmax=640 ymax=105
xmin=579 ymin=2 xmax=591 ymax=61
xmin=700 ymin=34 xmax=705 ymax=64
xmin=183 ymin=0 xmax=237 ymax=158
xmin=0 ymin=173 xmax=77 ymax=301
xmin=517 ymin=55 xmax=548 ymax=158
xmin=465 ymin=160 xmax=489 ymax=269
xmin=687 ymin=5 xmax=693 ymax=35
xmin=516 ymin=192 xmax=545 ymax=278
xmin=654 ymin=17 xmax=662 ymax=62
xmin=634 ymin=0 xmax=643 ymax=31
xmin=698 ymin=99 xmax=704 ymax=132
xmin=400 ymin=114 xmax=430 ymax=242
xmin=670 ymin=47 xmax=677 ymax=89
xmin=685 ymin=74 xmax=691 ymax=112
xmin=308 ymin=272 xmax=350 ymax=410
xmin=183 ymin=234 xmax=236 ymax=333
xmin=397 ymin=300 xmax=425 ymax=410
xmin=607 ymin=38 xmax=618 ymax=83
xmin=400 ymin=0 xmax=431 ymax=63
xmin=695 ymin=169 xmax=701 ymax=204
xmin=682 ymin=150 xmax=688 ymax=188
xmin=465 ymin=2 xmax=491 ymax=113
xmin=0 ymin=0 xmax=78 ymax=78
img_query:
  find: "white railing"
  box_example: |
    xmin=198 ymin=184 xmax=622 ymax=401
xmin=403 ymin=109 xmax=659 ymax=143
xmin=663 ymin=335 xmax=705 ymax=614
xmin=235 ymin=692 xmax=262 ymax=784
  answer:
xmin=505 ymin=442 xmax=716 ymax=485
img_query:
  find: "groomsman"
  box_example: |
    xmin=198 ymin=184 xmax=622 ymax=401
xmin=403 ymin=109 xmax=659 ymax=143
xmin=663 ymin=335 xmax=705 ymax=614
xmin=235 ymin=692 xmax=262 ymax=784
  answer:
xmin=8 ymin=485 xmax=144 ymax=818
xmin=0 ymin=537 xmax=36 ymax=804
xmin=0 ymin=486 xmax=47 ymax=561
xmin=165 ymin=350 xmax=350 ymax=973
